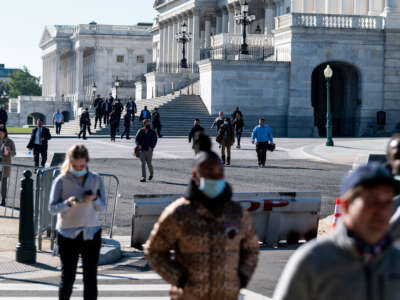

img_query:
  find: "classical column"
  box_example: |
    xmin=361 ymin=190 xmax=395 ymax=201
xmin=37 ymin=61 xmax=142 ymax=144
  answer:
xmin=200 ymin=30 xmax=205 ymax=49
xmin=353 ymin=0 xmax=368 ymax=14
xmin=176 ymin=19 xmax=182 ymax=67
xmin=187 ymin=14 xmax=193 ymax=64
xmin=75 ymin=48 xmax=84 ymax=99
xmin=216 ymin=12 xmax=222 ymax=34
xmin=192 ymin=10 xmax=200 ymax=70
xmin=172 ymin=20 xmax=178 ymax=71
xmin=204 ymin=18 xmax=211 ymax=48
xmin=222 ymin=8 xmax=228 ymax=33
xmin=228 ymin=5 xmax=235 ymax=33
xmin=54 ymin=51 xmax=60 ymax=99
xmin=264 ymin=7 xmax=274 ymax=35
xmin=234 ymin=5 xmax=241 ymax=34
xmin=313 ymin=0 xmax=325 ymax=13
xmin=159 ymin=23 xmax=165 ymax=71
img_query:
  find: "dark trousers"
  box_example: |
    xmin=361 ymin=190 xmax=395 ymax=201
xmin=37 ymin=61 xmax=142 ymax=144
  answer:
xmin=79 ymin=124 xmax=91 ymax=139
xmin=110 ymin=125 xmax=117 ymax=141
xmin=153 ymin=124 xmax=162 ymax=137
xmin=236 ymin=131 xmax=242 ymax=146
xmin=121 ymin=125 xmax=130 ymax=139
xmin=256 ymin=142 xmax=268 ymax=166
xmin=116 ymin=115 xmax=121 ymax=133
xmin=58 ymin=230 xmax=101 ymax=300
xmin=33 ymin=144 xmax=47 ymax=167
xmin=103 ymin=113 xmax=110 ymax=125
xmin=0 ymin=172 xmax=7 ymax=203
xmin=55 ymin=122 xmax=62 ymax=134
xmin=94 ymin=113 xmax=102 ymax=129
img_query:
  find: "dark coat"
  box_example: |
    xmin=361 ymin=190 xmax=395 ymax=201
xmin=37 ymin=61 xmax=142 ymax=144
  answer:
xmin=113 ymin=101 xmax=124 ymax=116
xmin=216 ymin=123 xmax=235 ymax=146
xmin=231 ymin=110 xmax=243 ymax=120
xmin=139 ymin=109 xmax=151 ymax=121
xmin=126 ymin=100 xmax=137 ymax=113
xmin=94 ymin=97 xmax=103 ymax=113
xmin=102 ymin=101 xmax=112 ymax=114
xmin=211 ymin=117 xmax=224 ymax=131
xmin=27 ymin=127 xmax=52 ymax=149
xmin=152 ymin=112 xmax=161 ymax=126
xmin=109 ymin=112 xmax=120 ymax=127
xmin=0 ymin=109 xmax=8 ymax=125
xmin=135 ymin=128 xmax=157 ymax=151
xmin=123 ymin=114 xmax=131 ymax=127
xmin=80 ymin=111 xmax=91 ymax=126
xmin=188 ymin=124 xmax=204 ymax=143
xmin=232 ymin=118 xmax=244 ymax=133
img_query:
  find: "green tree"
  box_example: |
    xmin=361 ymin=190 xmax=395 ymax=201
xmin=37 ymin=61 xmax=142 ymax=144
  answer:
xmin=8 ymin=66 xmax=41 ymax=98
xmin=0 ymin=81 xmax=10 ymax=97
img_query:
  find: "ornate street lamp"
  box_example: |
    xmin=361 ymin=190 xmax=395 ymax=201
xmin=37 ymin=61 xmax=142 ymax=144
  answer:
xmin=324 ymin=65 xmax=334 ymax=147
xmin=176 ymin=22 xmax=192 ymax=69
xmin=235 ymin=0 xmax=256 ymax=55
xmin=114 ymin=76 xmax=120 ymax=99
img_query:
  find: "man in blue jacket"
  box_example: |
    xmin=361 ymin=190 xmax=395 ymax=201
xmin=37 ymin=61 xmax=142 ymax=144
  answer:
xmin=251 ymin=118 xmax=273 ymax=167
xmin=135 ymin=119 xmax=158 ymax=182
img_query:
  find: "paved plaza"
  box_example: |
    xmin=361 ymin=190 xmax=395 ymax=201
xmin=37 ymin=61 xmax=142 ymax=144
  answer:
xmin=0 ymin=135 xmax=391 ymax=298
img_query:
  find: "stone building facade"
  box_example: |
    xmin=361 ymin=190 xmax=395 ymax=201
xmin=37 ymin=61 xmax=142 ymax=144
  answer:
xmin=148 ymin=0 xmax=400 ymax=137
xmin=39 ymin=22 xmax=153 ymax=114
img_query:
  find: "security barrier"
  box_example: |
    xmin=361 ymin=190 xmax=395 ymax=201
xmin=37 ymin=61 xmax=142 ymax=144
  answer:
xmin=131 ymin=192 xmax=321 ymax=247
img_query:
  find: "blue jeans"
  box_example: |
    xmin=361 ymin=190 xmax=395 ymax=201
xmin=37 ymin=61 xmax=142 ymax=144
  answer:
xmin=236 ymin=131 xmax=242 ymax=146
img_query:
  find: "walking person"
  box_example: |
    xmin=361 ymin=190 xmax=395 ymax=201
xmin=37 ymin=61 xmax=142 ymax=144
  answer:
xmin=216 ymin=117 xmax=235 ymax=165
xmin=109 ymin=109 xmax=119 ymax=142
xmin=27 ymin=119 xmax=52 ymax=169
xmin=0 ymin=127 xmax=15 ymax=206
xmin=102 ymin=99 xmax=112 ymax=126
xmin=0 ymin=106 xmax=8 ymax=127
xmin=251 ymin=118 xmax=273 ymax=167
xmin=48 ymin=144 xmax=106 ymax=300
xmin=126 ymin=97 xmax=136 ymax=119
xmin=139 ymin=106 xmax=151 ymax=122
xmin=151 ymin=107 xmax=162 ymax=138
xmin=231 ymin=106 xmax=243 ymax=120
xmin=188 ymin=118 xmax=204 ymax=148
xmin=211 ymin=111 xmax=224 ymax=134
xmin=121 ymin=113 xmax=131 ymax=140
xmin=78 ymin=108 xmax=91 ymax=140
xmin=93 ymin=95 xmax=103 ymax=129
xmin=144 ymin=145 xmax=259 ymax=300
xmin=274 ymin=163 xmax=400 ymax=300
xmin=135 ymin=119 xmax=157 ymax=182
xmin=232 ymin=112 xmax=244 ymax=149
xmin=53 ymin=109 xmax=64 ymax=135
xmin=113 ymin=99 xmax=123 ymax=133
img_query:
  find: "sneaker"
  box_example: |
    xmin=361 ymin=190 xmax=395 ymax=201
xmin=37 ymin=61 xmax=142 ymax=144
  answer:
xmin=140 ymin=177 xmax=146 ymax=182
xmin=148 ymin=175 xmax=153 ymax=181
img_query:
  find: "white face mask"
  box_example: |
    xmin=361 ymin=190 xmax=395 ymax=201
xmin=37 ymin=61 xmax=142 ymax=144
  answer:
xmin=199 ymin=178 xmax=226 ymax=198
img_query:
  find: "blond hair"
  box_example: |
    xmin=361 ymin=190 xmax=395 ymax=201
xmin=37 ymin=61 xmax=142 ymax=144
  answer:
xmin=61 ymin=144 xmax=90 ymax=174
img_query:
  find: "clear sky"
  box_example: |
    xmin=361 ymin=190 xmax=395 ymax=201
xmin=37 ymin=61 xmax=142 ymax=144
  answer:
xmin=0 ymin=0 xmax=156 ymax=78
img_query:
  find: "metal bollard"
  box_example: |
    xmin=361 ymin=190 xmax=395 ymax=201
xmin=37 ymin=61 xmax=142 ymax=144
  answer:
xmin=16 ymin=170 xmax=36 ymax=264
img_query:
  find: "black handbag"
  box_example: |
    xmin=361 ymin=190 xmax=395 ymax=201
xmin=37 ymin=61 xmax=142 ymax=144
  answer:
xmin=267 ymin=143 xmax=276 ymax=152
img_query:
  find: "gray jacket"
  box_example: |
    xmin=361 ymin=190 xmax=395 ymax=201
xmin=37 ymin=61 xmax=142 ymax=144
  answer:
xmin=273 ymin=223 xmax=400 ymax=300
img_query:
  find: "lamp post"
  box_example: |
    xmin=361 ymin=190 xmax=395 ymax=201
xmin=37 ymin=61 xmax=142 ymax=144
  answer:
xmin=324 ymin=65 xmax=334 ymax=147
xmin=235 ymin=0 xmax=256 ymax=55
xmin=176 ymin=22 xmax=192 ymax=69
xmin=114 ymin=76 xmax=120 ymax=100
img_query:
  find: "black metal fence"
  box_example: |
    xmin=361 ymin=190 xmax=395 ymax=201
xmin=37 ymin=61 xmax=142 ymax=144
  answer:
xmin=200 ymin=45 xmax=274 ymax=61
xmin=147 ymin=62 xmax=199 ymax=74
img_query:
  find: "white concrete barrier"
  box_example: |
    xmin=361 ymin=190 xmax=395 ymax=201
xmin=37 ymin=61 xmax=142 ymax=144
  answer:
xmin=131 ymin=192 xmax=321 ymax=247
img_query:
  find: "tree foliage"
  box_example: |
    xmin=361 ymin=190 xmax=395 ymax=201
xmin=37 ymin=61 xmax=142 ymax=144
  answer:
xmin=0 ymin=81 xmax=9 ymax=97
xmin=8 ymin=66 xmax=41 ymax=98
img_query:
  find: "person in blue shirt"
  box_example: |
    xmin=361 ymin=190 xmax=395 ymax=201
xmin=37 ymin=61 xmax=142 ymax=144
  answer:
xmin=251 ymin=118 xmax=273 ymax=167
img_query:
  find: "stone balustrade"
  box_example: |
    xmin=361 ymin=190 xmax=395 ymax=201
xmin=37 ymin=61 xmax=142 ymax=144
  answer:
xmin=211 ymin=33 xmax=273 ymax=48
xmin=75 ymin=24 xmax=150 ymax=35
xmin=276 ymin=13 xmax=385 ymax=30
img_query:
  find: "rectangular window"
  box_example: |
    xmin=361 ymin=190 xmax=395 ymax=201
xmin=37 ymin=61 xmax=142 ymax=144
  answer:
xmin=116 ymin=55 xmax=125 ymax=63
xmin=137 ymin=55 xmax=145 ymax=63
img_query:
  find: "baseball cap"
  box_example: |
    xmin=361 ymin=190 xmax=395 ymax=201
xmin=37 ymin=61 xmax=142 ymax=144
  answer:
xmin=340 ymin=162 xmax=396 ymax=196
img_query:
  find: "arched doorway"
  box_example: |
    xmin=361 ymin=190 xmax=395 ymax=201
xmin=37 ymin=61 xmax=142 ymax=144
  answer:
xmin=27 ymin=113 xmax=46 ymax=125
xmin=311 ymin=62 xmax=360 ymax=137
xmin=62 ymin=111 xmax=70 ymax=122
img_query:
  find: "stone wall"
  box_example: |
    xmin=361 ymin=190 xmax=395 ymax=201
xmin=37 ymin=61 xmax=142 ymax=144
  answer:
xmin=198 ymin=59 xmax=290 ymax=136
xmin=145 ymin=72 xmax=197 ymax=99
xmin=283 ymin=26 xmax=386 ymax=137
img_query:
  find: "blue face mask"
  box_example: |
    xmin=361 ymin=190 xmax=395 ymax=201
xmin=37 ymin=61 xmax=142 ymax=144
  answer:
xmin=69 ymin=167 xmax=88 ymax=177
xmin=199 ymin=178 xmax=226 ymax=199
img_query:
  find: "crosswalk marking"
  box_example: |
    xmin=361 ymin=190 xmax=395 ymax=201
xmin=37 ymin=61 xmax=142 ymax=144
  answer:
xmin=76 ymin=273 xmax=162 ymax=280
xmin=0 ymin=284 xmax=170 ymax=291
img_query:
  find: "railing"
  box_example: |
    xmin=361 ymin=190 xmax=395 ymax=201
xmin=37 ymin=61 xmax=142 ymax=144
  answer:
xmin=0 ymin=163 xmax=120 ymax=251
xmin=211 ymin=33 xmax=271 ymax=48
xmin=200 ymin=45 xmax=275 ymax=61
xmin=75 ymin=24 xmax=150 ymax=35
xmin=150 ymin=62 xmax=199 ymax=74
xmin=276 ymin=13 xmax=385 ymax=30
xmin=17 ymin=96 xmax=72 ymax=103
